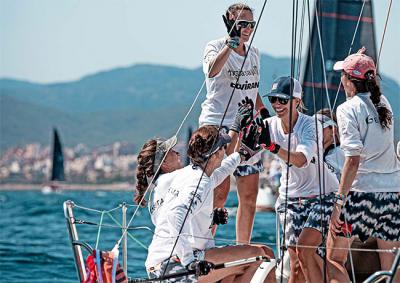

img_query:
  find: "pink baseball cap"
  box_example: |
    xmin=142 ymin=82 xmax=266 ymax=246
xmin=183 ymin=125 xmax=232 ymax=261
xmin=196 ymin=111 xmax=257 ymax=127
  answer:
xmin=333 ymin=47 xmax=376 ymax=79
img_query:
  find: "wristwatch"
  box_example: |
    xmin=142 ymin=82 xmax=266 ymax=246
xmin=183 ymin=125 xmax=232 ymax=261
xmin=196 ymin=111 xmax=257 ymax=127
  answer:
xmin=334 ymin=192 xmax=346 ymax=206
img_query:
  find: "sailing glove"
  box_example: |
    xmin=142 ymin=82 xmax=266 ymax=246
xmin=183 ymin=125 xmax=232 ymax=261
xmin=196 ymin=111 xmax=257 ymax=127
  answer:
xmin=212 ymin=207 xmax=228 ymax=225
xmin=225 ymin=37 xmax=240 ymax=49
xmin=255 ymin=118 xmax=280 ymax=154
xmin=239 ymin=122 xmax=261 ymax=160
xmin=186 ymin=260 xmax=215 ymax=276
xmin=259 ymin=106 xmax=271 ymax=120
xmin=230 ymin=96 xmax=254 ymax=133
xmin=222 ymin=14 xmax=241 ymax=37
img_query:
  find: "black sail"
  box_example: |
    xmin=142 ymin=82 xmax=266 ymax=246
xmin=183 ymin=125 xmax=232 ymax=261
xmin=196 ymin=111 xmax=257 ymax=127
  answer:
xmin=51 ymin=128 xmax=65 ymax=181
xmin=302 ymin=0 xmax=377 ymax=114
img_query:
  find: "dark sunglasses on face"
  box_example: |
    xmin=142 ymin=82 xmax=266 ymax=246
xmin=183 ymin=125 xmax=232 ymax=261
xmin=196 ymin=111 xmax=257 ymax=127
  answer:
xmin=237 ymin=20 xmax=256 ymax=29
xmin=268 ymin=96 xmax=290 ymax=105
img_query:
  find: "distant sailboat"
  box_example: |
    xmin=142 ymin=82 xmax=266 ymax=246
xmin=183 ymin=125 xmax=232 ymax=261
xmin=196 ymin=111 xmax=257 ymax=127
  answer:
xmin=42 ymin=128 xmax=65 ymax=193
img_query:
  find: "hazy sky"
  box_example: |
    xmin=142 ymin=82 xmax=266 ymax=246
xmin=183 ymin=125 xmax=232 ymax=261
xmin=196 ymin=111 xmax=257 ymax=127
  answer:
xmin=1 ymin=0 xmax=399 ymax=83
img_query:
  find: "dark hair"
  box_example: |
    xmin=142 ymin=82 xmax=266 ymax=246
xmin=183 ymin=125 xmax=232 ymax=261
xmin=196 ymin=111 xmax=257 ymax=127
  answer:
xmin=187 ymin=126 xmax=219 ymax=167
xmin=134 ymin=139 xmax=157 ymax=206
xmin=347 ymin=71 xmax=392 ymax=129
xmin=316 ymin=108 xmax=338 ymax=124
xmin=226 ymin=3 xmax=253 ymax=18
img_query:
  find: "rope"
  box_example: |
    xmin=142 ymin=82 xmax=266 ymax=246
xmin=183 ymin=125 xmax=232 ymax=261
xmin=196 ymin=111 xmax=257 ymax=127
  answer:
xmin=160 ymin=1 xmax=270 ymax=277
xmin=376 ymin=0 xmax=393 ymax=74
xmin=123 ymin=4 xmax=254 ymax=247
xmin=279 ymin=1 xmax=299 ymax=281
xmin=72 ymin=217 xmax=398 ymax=255
xmin=331 ymin=0 xmax=367 ymax=109
xmin=95 ymin=211 xmax=105 ymax=249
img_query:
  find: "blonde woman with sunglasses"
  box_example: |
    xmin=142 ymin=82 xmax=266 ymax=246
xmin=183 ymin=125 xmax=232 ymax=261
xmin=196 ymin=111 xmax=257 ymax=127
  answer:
xmin=262 ymin=76 xmax=339 ymax=283
xmin=200 ymin=2 xmax=270 ymax=245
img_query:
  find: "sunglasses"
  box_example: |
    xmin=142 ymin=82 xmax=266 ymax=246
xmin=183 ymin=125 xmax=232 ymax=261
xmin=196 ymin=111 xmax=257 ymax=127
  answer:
xmin=237 ymin=20 xmax=256 ymax=29
xmin=268 ymin=96 xmax=290 ymax=105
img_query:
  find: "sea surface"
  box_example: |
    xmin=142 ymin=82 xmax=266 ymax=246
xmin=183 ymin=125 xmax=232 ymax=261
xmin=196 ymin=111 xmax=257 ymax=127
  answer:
xmin=0 ymin=190 xmax=277 ymax=282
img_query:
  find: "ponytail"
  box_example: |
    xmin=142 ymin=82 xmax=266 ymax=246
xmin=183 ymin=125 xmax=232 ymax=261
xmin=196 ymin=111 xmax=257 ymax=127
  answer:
xmin=348 ymin=71 xmax=392 ymax=129
xmin=134 ymin=140 xmax=157 ymax=206
xmin=365 ymin=71 xmax=392 ymax=129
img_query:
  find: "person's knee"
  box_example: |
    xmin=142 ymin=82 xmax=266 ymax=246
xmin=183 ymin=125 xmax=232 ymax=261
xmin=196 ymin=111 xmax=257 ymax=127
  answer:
xmin=260 ymin=246 xmax=275 ymax=259
xmin=327 ymin=250 xmax=347 ymax=266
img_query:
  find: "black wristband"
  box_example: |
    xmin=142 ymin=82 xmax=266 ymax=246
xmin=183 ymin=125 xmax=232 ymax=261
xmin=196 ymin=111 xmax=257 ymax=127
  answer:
xmin=270 ymin=143 xmax=280 ymax=154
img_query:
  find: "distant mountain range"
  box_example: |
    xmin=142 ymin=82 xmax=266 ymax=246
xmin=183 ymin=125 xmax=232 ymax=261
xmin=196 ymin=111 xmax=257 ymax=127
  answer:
xmin=1 ymin=54 xmax=399 ymax=151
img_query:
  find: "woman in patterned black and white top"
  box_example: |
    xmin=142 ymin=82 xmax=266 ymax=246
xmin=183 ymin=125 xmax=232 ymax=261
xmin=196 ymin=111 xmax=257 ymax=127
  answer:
xmin=327 ymin=47 xmax=400 ymax=282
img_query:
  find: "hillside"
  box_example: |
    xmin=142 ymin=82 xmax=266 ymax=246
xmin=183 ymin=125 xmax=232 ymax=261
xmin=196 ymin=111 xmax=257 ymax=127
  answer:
xmin=1 ymin=54 xmax=399 ymax=150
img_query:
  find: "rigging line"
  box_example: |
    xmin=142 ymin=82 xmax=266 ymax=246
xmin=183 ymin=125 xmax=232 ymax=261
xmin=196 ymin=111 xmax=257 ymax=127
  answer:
xmin=332 ymin=0 xmax=367 ymax=109
xmin=122 ymin=6 xmax=251 ymax=238
xmin=313 ymin=3 xmax=357 ymax=282
xmin=280 ymin=1 xmax=299 ymax=281
xmin=161 ymin=1 xmax=270 ymax=277
xmin=376 ymin=0 xmax=393 ymax=74
xmin=95 ymin=211 xmax=105 ymax=250
xmin=71 ymin=217 xmax=400 ymax=254
xmin=74 ymin=203 xmax=123 ymax=214
xmin=296 ymin=0 xmax=307 ymax=80
xmin=313 ymin=2 xmax=328 ymax=282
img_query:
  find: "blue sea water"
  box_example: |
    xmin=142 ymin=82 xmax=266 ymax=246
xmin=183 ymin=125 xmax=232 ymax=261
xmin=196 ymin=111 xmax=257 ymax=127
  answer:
xmin=0 ymin=190 xmax=277 ymax=282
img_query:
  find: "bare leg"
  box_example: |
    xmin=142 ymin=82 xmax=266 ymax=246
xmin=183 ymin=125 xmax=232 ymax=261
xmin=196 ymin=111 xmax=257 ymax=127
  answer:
xmin=326 ymin=232 xmax=354 ymax=283
xmin=198 ymin=244 xmax=273 ymax=283
xmin=288 ymin=247 xmax=306 ymax=283
xmin=297 ymin=228 xmax=326 ymax=282
xmin=212 ymin=176 xmax=230 ymax=235
xmin=376 ymin=239 xmax=400 ymax=282
xmin=236 ymin=173 xmax=259 ymax=244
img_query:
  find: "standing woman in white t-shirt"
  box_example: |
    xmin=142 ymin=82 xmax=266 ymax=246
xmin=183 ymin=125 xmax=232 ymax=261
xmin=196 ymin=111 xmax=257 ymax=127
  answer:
xmin=327 ymin=47 xmax=400 ymax=282
xmin=262 ymin=76 xmax=339 ymax=282
xmin=200 ymin=3 xmax=270 ymax=244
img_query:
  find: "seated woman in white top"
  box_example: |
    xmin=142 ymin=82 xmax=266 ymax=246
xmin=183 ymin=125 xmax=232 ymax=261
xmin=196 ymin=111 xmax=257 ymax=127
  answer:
xmin=328 ymin=47 xmax=400 ymax=282
xmin=145 ymin=125 xmax=275 ymax=283
xmin=135 ymin=100 xmax=255 ymax=226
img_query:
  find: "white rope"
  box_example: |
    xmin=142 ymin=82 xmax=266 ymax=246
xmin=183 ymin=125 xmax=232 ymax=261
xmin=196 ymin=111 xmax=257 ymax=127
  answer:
xmin=332 ymin=0 xmax=367 ymax=109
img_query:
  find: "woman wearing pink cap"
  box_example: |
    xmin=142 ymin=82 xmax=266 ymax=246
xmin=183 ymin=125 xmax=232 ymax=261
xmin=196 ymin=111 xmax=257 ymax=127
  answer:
xmin=327 ymin=47 xmax=400 ymax=281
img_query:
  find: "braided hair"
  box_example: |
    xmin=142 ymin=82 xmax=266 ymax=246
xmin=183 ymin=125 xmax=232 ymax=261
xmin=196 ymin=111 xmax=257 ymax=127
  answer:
xmin=187 ymin=126 xmax=219 ymax=168
xmin=134 ymin=139 xmax=157 ymax=206
xmin=347 ymin=71 xmax=392 ymax=129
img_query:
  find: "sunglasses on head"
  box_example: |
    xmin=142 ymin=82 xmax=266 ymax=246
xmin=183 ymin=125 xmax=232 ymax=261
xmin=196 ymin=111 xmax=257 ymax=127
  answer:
xmin=268 ymin=96 xmax=290 ymax=105
xmin=237 ymin=20 xmax=256 ymax=29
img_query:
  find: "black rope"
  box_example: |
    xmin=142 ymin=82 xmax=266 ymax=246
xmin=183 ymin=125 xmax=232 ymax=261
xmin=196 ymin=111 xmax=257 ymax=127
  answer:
xmin=161 ymin=0 xmax=270 ymax=278
xmin=280 ymin=0 xmax=299 ymax=281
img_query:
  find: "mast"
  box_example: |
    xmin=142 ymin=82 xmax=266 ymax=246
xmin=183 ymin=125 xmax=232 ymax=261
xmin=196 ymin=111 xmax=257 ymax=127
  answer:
xmin=51 ymin=128 xmax=65 ymax=181
xmin=301 ymin=0 xmax=377 ymax=114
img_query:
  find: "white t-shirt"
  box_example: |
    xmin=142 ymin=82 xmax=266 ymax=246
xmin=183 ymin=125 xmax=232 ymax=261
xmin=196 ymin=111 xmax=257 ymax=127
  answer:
xmin=145 ymin=153 xmax=241 ymax=269
xmin=324 ymin=145 xmax=345 ymax=181
xmin=267 ymin=112 xmax=339 ymax=198
xmin=336 ymin=93 xmax=400 ymax=192
xmin=148 ymin=170 xmax=180 ymax=226
xmin=199 ymin=37 xmax=260 ymax=127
